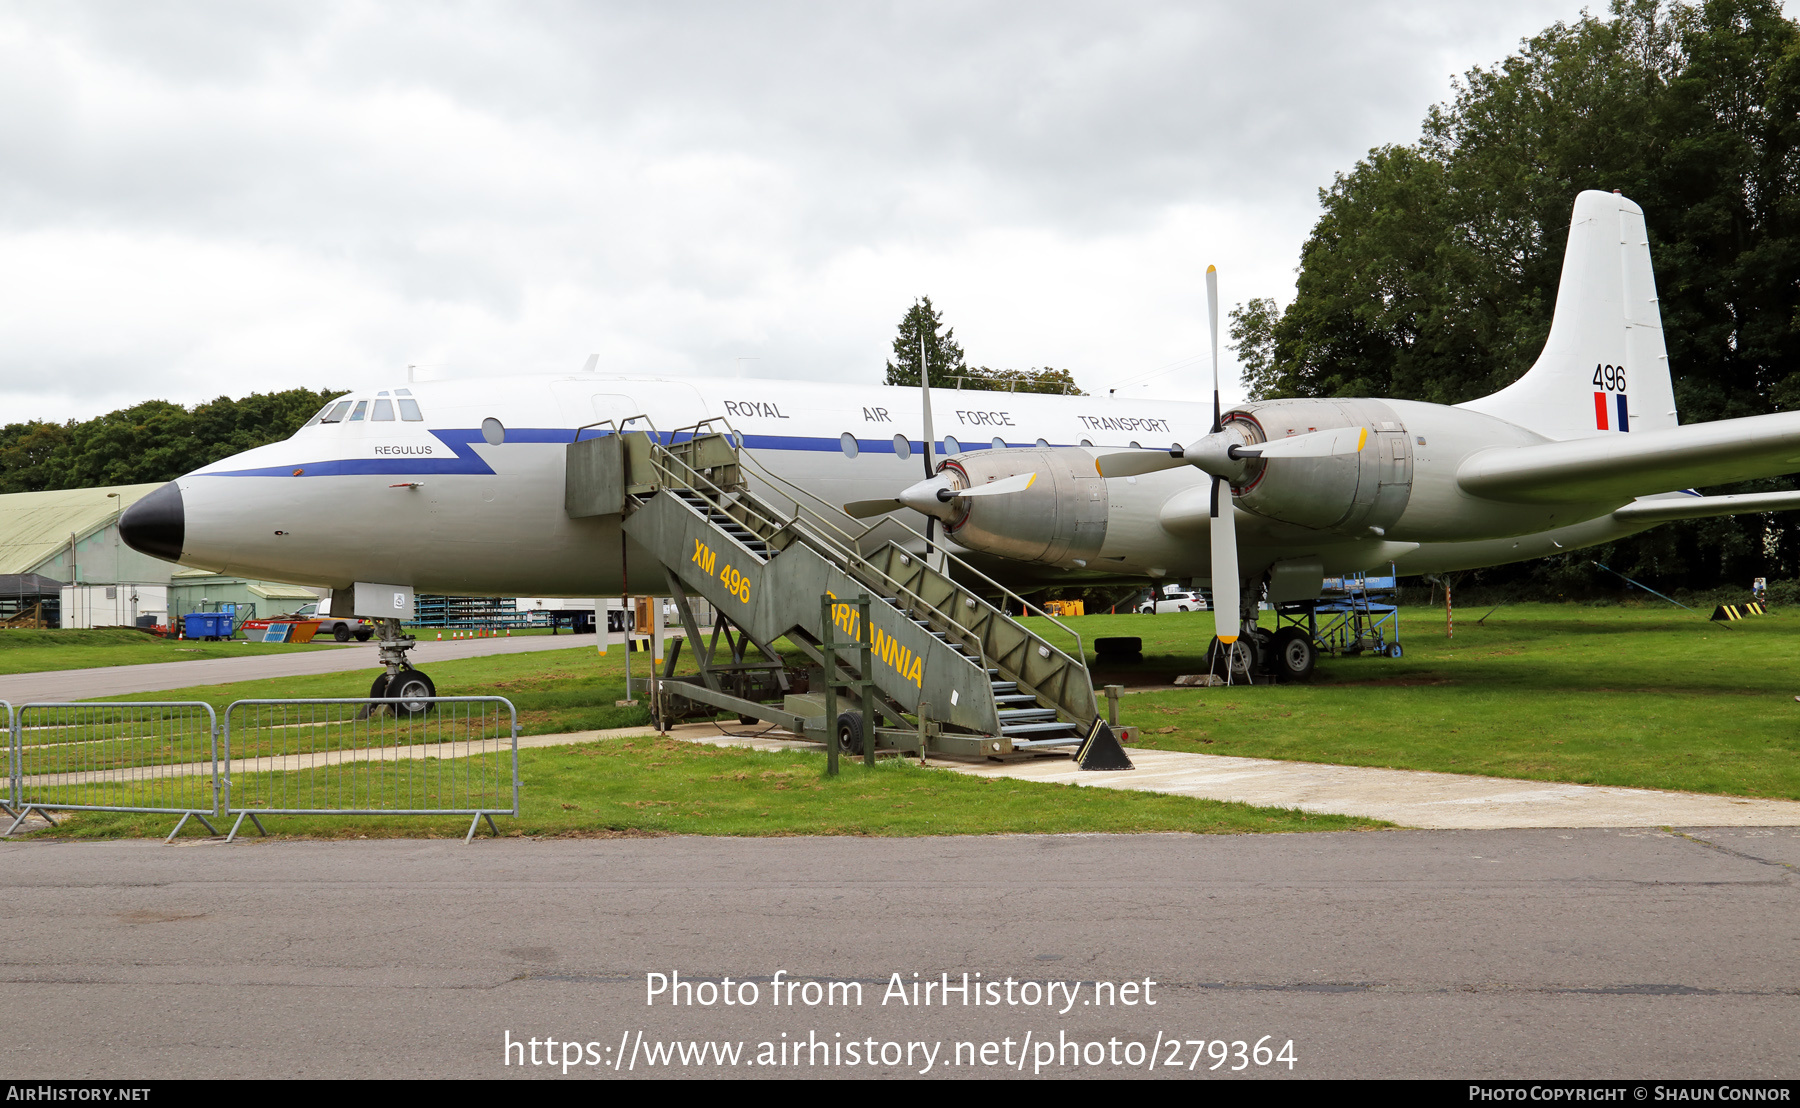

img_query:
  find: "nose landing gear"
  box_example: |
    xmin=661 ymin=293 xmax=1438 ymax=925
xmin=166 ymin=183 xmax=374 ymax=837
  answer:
xmin=364 ymin=617 xmax=435 ymax=717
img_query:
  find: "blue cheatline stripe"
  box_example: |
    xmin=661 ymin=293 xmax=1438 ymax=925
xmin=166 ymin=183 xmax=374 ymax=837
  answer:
xmin=1617 ymin=393 xmax=1630 ymax=432
xmin=201 ymin=427 xmax=1088 ymax=477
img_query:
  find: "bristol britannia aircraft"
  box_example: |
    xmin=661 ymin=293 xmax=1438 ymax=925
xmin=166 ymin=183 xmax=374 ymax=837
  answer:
xmin=120 ymin=190 xmax=1800 ymax=688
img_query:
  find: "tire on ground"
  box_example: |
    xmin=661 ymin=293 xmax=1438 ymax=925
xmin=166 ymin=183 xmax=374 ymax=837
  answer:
xmin=381 ymin=668 xmax=436 ymax=716
xmin=836 ymin=711 xmax=864 ymax=755
xmin=1271 ymin=627 xmax=1318 ymax=683
xmin=1095 ymin=637 xmax=1144 ymax=663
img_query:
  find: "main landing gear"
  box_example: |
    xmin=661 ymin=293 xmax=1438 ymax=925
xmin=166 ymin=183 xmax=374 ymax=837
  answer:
xmin=1205 ymin=628 xmax=1318 ymax=684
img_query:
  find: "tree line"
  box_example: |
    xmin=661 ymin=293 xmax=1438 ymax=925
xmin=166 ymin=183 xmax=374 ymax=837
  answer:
xmin=1228 ymin=0 xmax=1800 ymax=594
xmin=0 ymin=389 xmax=341 ymax=493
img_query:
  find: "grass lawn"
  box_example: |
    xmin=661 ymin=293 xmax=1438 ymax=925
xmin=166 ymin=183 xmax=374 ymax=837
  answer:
xmin=31 ymin=734 xmax=1382 ymax=840
xmin=1040 ymin=602 xmax=1800 ymax=800
xmin=0 ymin=627 xmax=339 ymax=675
xmin=89 ymin=641 xmax=657 ymax=735
xmin=33 ymin=598 xmax=1800 ymax=843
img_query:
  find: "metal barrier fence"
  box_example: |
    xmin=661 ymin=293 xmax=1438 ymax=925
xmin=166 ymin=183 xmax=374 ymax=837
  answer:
xmin=222 ymin=697 xmax=519 ymax=843
xmin=6 ymin=701 xmax=220 ymax=842
xmin=2 ymin=700 xmax=13 ymax=821
xmin=2 ymin=696 xmax=518 ymax=843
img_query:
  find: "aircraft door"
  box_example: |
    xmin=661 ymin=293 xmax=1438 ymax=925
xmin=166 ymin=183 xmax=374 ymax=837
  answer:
xmin=583 ymin=392 xmax=644 ymax=430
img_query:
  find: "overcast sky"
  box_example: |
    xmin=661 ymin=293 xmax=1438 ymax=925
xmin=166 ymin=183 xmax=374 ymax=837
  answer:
xmin=2 ymin=0 xmax=1660 ymax=423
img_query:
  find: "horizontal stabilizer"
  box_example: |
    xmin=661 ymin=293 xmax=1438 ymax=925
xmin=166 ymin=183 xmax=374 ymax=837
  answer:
xmin=1458 ymin=410 xmax=1800 ymax=503
xmin=1613 ymin=489 xmax=1800 ymax=524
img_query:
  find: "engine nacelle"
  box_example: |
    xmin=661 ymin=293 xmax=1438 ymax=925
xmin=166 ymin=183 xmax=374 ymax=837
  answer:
xmin=1227 ymin=398 xmax=1414 ymax=536
xmin=938 ymin=447 xmax=1108 ymax=566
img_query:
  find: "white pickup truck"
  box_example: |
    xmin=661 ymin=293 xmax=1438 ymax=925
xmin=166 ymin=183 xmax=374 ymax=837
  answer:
xmin=289 ymin=601 xmax=374 ymax=642
xmin=1138 ymin=587 xmax=1209 ymax=614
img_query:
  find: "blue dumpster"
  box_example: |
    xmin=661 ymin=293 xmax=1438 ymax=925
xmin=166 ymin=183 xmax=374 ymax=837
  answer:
xmin=183 ymin=612 xmax=234 ymax=640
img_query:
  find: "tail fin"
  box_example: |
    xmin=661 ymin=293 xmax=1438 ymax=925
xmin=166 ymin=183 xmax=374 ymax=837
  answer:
xmin=1460 ymin=190 xmax=1678 ymax=440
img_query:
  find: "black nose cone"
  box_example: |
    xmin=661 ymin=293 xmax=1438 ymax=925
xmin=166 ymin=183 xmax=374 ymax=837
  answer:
xmin=119 ymin=482 xmax=184 ymax=562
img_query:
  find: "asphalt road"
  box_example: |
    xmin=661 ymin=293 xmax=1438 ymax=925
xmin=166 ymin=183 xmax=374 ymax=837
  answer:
xmin=2 ymin=828 xmax=1796 ymax=1079
xmin=0 ymin=632 xmax=605 ymax=702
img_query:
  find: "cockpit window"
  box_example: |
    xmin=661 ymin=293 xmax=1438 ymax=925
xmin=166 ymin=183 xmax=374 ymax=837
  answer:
xmin=320 ymin=401 xmax=354 ymax=424
xmin=398 ymin=397 xmax=422 ymax=421
xmin=348 ymin=401 xmax=368 ymax=422
xmin=372 ymin=399 xmax=395 ymax=421
xmin=304 ymin=401 xmax=335 ymax=428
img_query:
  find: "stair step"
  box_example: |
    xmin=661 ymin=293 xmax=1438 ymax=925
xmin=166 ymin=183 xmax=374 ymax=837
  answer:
xmin=1001 ymin=721 xmax=1084 ymax=737
xmin=994 ymin=694 xmax=1039 ymax=707
xmin=990 ymin=681 xmax=1018 ymax=694
xmin=998 ymin=708 xmax=1058 ymax=723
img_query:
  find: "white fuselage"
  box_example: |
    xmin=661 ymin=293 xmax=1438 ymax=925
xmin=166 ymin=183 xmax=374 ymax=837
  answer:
xmin=170 ymin=373 xmax=1652 ymax=595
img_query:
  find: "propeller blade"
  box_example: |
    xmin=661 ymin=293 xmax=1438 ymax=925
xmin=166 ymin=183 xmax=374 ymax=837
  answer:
xmin=955 ymin=471 xmax=1036 ymax=498
xmin=1209 ymin=474 xmax=1240 ymax=645
xmin=842 ymin=498 xmax=902 ymax=519
xmin=920 ymin=332 xmax=936 ymax=482
xmin=1237 ymin=425 xmax=1367 ymax=460
xmin=1095 ymin=450 xmax=1189 ymax=479
xmin=920 ymin=329 xmax=939 ymax=565
xmin=1203 ymin=265 xmax=1242 ymax=659
xmin=1206 ymin=264 xmax=1221 ymax=435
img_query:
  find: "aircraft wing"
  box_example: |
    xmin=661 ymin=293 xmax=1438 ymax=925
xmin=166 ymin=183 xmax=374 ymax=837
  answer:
xmin=1457 ymin=410 xmax=1800 ymax=503
xmin=1612 ymin=489 xmax=1800 ymax=524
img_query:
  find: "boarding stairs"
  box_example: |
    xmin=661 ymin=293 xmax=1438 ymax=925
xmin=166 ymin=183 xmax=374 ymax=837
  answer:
xmin=566 ymin=419 xmax=1102 ymax=760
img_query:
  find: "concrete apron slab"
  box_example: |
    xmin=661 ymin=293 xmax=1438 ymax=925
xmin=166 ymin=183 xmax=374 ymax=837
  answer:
xmin=667 ymin=728 xmax=1800 ymax=830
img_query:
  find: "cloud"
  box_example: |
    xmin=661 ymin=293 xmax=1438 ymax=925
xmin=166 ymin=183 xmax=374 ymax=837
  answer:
xmin=0 ymin=0 xmax=1593 ymax=421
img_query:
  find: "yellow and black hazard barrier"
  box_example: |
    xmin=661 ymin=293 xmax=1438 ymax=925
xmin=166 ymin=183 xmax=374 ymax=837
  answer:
xmin=1710 ymin=601 xmax=1768 ymax=622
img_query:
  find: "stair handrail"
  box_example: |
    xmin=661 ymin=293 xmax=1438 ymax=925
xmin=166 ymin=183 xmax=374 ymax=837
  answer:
xmin=738 ymin=455 xmax=1085 ymax=668
xmin=688 ymin=416 xmax=1089 ymax=672
xmin=568 ymin=417 xmax=1084 ymax=693
xmin=638 ymin=422 xmax=1009 ymax=684
xmin=619 ymin=419 xmax=1094 ymax=730
xmin=645 ymin=420 xmax=1062 ymax=658
xmin=669 ymin=415 xmax=1087 ymax=661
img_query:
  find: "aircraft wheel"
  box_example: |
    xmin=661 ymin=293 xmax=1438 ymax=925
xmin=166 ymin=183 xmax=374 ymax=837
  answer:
xmin=1272 ymin=628 xmax=1318 ymax=683
xmin=737 ymin=713 xmax=761 ymax=726
xmin=836 ymin=711 xmax=865 ymax=755
xmin=334 ymin=625 xmax=351 ymax=643
xmin=374 ymin=668 xmax=436 ymax=716
xmin=1206 ymin=637 xmax=1259 ymax=682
